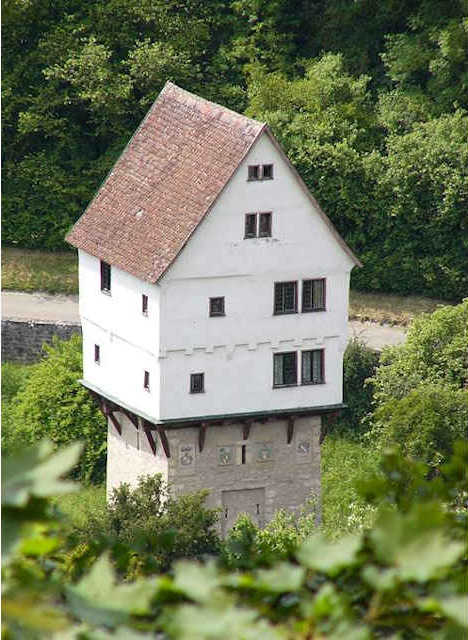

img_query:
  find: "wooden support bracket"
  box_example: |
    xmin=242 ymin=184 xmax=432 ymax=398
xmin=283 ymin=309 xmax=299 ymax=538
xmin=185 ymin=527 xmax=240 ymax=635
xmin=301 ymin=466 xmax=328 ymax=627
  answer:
xmin=286 ymin=416 xmax=295 ymax=444
xmin=157 ymin=426 xmax=171 ymax=458
xmin=122 ymin=408 xmax=139 ymax=430
xmin=143 ymin=422 xmax=157 ymax=456
xmin=242 ymin=420 xmax=251 ymax=441
xmin=105 ymin=405 xmax=122 ymax=436
xmin=198 ymin=422 xmax=207 ymax=452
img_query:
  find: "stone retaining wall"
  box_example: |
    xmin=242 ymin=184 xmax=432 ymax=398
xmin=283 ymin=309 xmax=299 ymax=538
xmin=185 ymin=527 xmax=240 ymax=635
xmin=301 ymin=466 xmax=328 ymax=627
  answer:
xmin=1 ymin=319 xmax=82 ymax=363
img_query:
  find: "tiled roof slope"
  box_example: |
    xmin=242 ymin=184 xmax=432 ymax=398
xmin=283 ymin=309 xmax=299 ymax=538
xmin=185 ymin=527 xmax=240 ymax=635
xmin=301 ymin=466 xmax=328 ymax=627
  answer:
xmin=66 ymin=82 xmax=265 ymax=282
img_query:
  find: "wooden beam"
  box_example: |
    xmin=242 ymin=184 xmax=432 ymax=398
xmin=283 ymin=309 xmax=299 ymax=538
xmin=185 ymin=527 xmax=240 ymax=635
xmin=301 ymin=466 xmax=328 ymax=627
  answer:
xmin=143 ymin=424 xmax=157 ymax=456
xmin=122 ymin=408 xmax=139 ymax=430
xmin=287 ymin=416 xmax=295 ymax=444
xmin=107 ymin=409 xmax=122 ymax=436
xmin=157 ymin=426 xmax=171 ymax=458
xmin=198 ymin=422 xmax=207 ymax=452
xmin=242 ymin=420 xmax=251 ymax=441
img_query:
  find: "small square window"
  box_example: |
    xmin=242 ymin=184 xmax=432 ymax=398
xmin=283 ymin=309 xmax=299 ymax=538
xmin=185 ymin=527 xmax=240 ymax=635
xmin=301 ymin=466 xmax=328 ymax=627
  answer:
xmin=100 ymin=261 xmax=111 ymax=293
xmin=302 ymin=279 xmax=326 ymax=312
xmin=302 ymin=350 xmax=325 ymax=384
xmin=190 ymin=373 xmax=205 ymax=394
xmin=273 ymin=352 xmax=298 ymax=387
xmin=143 ymin=370 xmax=150 ymax=391
xmin=244 ymin=213 xmax=257 ymax=238
xmin=259 ymin=212 xmax=272 ymax=237
xmin=274 ymin=281 xmax=298 ymax=314
xmin=94 ymin=344 xmax=100 ymax=364
xmin=248 ymin=165 xmax=260 ymax=180
xmin=262 ymin=164 xmax=273 ymax=179
xmin=209 ymin=297 xmax=225 ymax=317
xmin=142 ymin=294 xmax=148 ymax=315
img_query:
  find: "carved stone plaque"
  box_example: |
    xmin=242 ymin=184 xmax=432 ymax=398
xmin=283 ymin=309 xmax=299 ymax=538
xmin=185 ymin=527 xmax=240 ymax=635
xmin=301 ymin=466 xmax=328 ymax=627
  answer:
xmin=297 ymin=440 xmax=311 ymax=457
xmin=179 ymin=444 xmax=195 ymax=467
xmin=218 ymin=445 xmax=234 ymax=466
xmin=256 ymin=442 xmax=273 ymax=463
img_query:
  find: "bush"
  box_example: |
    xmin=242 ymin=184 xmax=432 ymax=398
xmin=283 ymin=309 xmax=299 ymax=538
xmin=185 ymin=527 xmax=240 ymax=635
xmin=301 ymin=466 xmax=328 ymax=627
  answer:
xmin=1 ymin=362 xmax=33 ymax=456
xmin=10 ymin=335 xmax=106 ymax=483
xmin=77 ymin=474 xmax=221 ymax=576
xmin=372 ymin=384 xmax=468 ymax=467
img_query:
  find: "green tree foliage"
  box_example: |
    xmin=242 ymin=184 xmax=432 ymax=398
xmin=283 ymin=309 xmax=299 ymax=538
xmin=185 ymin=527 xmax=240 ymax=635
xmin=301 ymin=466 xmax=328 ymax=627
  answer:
xmin=10 ymin=335 xmax=106 ymax=483
xmin=3 ymin=1 xmax=468 ymax=299
xmin=3 ymin=440 xmax=468 ymax=638
xmin=369 ymin=300 xmax=468 ymax=464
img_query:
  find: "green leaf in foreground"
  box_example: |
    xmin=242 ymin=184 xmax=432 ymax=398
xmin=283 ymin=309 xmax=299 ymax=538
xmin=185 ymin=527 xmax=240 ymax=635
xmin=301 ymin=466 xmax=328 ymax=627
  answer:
xmin=253 ymin=562 xmax=305 ymax=593
xmin=419 ymin=596 xmax=468 ymax=628
xmin=66 ymin=554 xmax=158 ymax=627
xmin=296 ymin=533 xmax=362 ymax=575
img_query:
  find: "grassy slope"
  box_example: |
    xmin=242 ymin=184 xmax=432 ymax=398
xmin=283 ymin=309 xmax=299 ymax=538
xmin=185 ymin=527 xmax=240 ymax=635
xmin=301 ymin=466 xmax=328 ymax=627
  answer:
xmin=2 ymin=248 xmax=451 ymax=325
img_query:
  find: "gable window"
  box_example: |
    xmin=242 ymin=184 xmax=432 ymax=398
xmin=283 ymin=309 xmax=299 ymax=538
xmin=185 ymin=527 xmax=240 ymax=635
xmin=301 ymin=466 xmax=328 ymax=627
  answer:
xmin=274 ymin=281 xmax=297 ymax=314
xmin=262 ymin=164 xmax=273 ymax=179
xmin=302 ymin=279 xmax=326 ymax=312
xmin=143 ymin=370 xmax=150 ymax=391
xmin=273 ymin=352 xmax=297 ymax=387
xmin=209 ymin=297 xmax=225 ymax=317
xmin=302 ymin=350 xmax=325 ymax=385
xmin=142 ymin=294 xmax=148 ymax=315
xmin=244 ymin=213 xmax=257 ymax=238
xmin=100 ymin=261 xmax=111 ymax=293
xmin=94 ymin=344 xmax=100 ymax=364
xmin=190 ymin=373 xmax=205 ymax=394
xmin=248 ymin=164 xmax=274 ymax=181
xmin=259 ymin=212 xmax=272 ymax=237
xmin=248 ymin=165 xmax=260 ymax=180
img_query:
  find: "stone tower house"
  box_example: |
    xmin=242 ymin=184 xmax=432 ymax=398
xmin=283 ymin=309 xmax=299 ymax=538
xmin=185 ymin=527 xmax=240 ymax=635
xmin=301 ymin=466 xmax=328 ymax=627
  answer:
xmin=67 ymin=82 xmax=360 ymax=533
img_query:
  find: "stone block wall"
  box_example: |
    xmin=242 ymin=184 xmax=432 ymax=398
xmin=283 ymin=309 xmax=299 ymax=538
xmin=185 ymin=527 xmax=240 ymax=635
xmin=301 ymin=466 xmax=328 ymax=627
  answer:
xmin=1 ymin=320 xmax=82 ymax=363
xmin=106 ymin=414 xmax=321 ymax=534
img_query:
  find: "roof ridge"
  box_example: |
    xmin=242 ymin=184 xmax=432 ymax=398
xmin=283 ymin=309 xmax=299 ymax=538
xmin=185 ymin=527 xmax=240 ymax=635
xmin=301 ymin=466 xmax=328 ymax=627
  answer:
xmin=161 ymin=81 xmax=264 ymax=130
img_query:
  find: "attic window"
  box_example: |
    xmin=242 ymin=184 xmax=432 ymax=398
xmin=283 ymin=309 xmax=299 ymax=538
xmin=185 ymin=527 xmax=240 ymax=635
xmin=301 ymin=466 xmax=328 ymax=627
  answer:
xmin=100 ymin=261 xmax=111 ymax=293
xmin=248 ymin=164 xmax=274 ymax=181
xmin=248 ymin=165 xmax=260 ymax=180
xmin=143 ymin=370 xmax=150 ymax=391
xmin=94 ymin=344 xmax=100 ymax=364
xmin=142 ymin=294 xmax=148 ymax=315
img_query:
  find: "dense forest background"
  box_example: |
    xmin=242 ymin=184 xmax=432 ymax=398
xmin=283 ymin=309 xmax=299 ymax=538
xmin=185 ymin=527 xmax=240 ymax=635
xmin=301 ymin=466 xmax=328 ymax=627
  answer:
xmin=3 ymin=0 xmax=468 ymax=299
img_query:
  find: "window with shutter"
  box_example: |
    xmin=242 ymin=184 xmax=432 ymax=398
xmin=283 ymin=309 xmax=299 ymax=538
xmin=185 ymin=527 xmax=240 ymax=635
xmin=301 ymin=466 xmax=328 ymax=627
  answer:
xmin=274 ymin=281 xmax=297 ymax=314
xmin=273 ymin=352 xmax=298 ymax=387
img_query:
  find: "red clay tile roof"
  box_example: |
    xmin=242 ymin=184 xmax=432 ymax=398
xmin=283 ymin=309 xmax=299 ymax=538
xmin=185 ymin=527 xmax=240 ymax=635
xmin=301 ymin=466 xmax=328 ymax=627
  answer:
xmin=67 ymin=82 xmax=361 ymax=279
xmin=66 ymin=82 xmax=265 ymax=282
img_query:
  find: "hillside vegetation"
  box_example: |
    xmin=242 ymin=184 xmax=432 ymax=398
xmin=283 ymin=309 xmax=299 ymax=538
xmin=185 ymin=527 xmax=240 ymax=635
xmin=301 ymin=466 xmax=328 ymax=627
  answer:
xmin=3 ymin=0 xmax=468 ymax=299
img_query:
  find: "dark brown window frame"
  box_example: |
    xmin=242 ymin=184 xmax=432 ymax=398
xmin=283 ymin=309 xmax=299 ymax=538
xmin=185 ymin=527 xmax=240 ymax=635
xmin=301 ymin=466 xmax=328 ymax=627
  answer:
xmin=247 ymin=164 xmax=274 ymax=181
xmin=302 ymin=278 xmax=326 ymax=312
xmin=259 ymin=212 xmax=272 ymax=237
xmin=274 ymin=281 xmax=298 ymax=315
xmin=94 ymin=344 xmax=100 ymax=364
xmin=190 ymin=372 xmax=205 ymax=394
xmin=100 ymin=260 xmax=111 ymax=293
xmin=273 ymin=351 xmax=298 ymax=388
xmin=142 ymin=294 xmax=148 ymax=315
xmin=301 ymin=349 xmax=325 ymax=385
xmin=143 ymin=370 xmax=150 ymax=391
xmin=209 ymin=296 xmax=225 ymax=317
xmin=244 ymin=213 xmax=257 ymax=238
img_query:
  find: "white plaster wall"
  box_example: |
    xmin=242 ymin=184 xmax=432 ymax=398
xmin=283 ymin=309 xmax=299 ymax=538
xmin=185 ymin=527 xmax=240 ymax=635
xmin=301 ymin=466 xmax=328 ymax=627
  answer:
xmin=158 ymin=131 xmax=353 ymax=419
xmin=79 ymin=250 xmax=161 ymax=418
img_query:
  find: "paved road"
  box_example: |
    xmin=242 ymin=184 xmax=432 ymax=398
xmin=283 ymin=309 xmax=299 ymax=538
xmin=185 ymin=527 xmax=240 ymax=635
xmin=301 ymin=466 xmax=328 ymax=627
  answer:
xmin=2 ymin=291 xmax=407 ymax=350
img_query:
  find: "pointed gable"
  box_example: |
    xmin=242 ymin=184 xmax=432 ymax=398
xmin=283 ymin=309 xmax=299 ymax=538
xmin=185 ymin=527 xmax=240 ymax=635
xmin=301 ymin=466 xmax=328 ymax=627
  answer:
xmin=66 ymin=82 xmax=265 ymax=282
